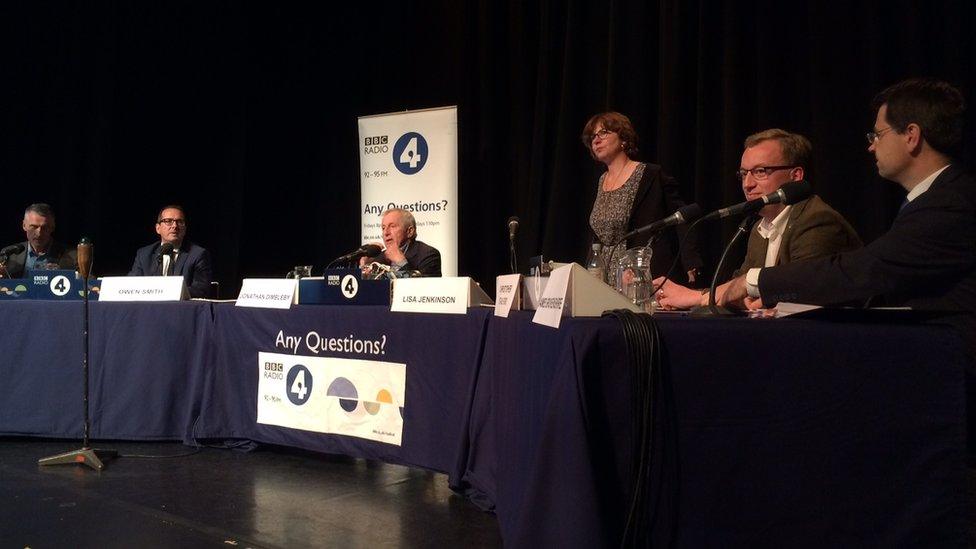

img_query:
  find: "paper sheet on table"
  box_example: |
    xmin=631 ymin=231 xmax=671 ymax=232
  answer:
xmin=773 ymin=302 xmax=822 ymax=317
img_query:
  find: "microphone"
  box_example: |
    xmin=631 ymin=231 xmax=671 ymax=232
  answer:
xmin=617 ymin=203 xmax=702 ymax=243
xmin=335 ymin=244 xmax=383 ymax=262
xmin=77 ymin=237 xmax=93 ymax=279
xmin=0 ymin=243 xmax=25 ymax=258
xmin=507 ymin=216 xmax=520 ymax=241
xmin=157 ymin=242 xmax=175 ymax=263
xmin=702 ymin=180 xmax=812 ymax=221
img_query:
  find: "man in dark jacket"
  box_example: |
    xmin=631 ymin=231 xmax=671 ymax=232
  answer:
xmin=0 ymin=203 xmax=77 ymax=278
xmin=365 ymin=208 xmax=441 ymax=277
xmin=128 ymin=204 xmax=214 ymax=298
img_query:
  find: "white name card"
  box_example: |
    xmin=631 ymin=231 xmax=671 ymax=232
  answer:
xmin=99 ymin=276 xmax=187 ymax=302
xmin=531 ymin=264 xmax=573 ymax=328
xmin=392 ymin=277 xmax=491 ymax=314
xmin=494 ymin=274 xmax=522 ymax=317
xmin=236 ymin=279 xmax=298 ymax=309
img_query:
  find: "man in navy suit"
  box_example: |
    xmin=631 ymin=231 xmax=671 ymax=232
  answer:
xmin=128 ymin=205 xmax=214 ymax=298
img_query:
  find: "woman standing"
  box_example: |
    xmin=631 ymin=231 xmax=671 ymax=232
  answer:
xmin=582 ymin=112 xmax=701 ymax=284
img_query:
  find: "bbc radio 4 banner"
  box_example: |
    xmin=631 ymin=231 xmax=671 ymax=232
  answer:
xmin=358 ymin=106 xmax=458 ymax=276
xmin=257 ymin=352 xmax=407 ymax=446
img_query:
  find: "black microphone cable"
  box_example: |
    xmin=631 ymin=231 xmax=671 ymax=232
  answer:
xmin=604 ymin=309 xmax=679 ymax=548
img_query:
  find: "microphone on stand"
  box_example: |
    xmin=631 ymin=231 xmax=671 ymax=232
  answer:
xmin=0 ymin=244 xmax=24 ymax=278
xmin=507 ymin=216 xmax=519 ymax=274
xmin=157 ymin=242 xmax=175 ymax=263
xmin=334 ymin=244 xmax=383 ymax=263
xmin=616 ymin=203 xmax=702 ymax=245
xmin=157 ymin=242 xmax=175 ymax=276
xmin=39 ymin=236 xmax=117 ymax=470
xmin=0 ymin=243 xmax=25 ymax=258
xmin=701 ymin=180 xmax=811 ymax=221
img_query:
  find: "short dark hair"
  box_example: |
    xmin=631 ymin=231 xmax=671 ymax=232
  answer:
xmin=581 ymin=111 xmax=639 ymax=158
xmin=24 ymin=203 xmax=55 ymax=219
xmin=156 ymin=204 xmax=187 ymax=223
xmin=872 ymin=78 xmax=966 ymax=156
xmin=743 ymin=129 xmax=813 ymax=168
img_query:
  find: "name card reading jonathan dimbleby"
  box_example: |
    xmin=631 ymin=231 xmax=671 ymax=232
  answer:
xmin=99 ymin=276 xmax=187 ymax=302
xmin=236 ymin=278 xmax=298 ymax=309
xmin=391 ymin=277 xmax=492 ymax=315
xmin=494 ymin=274 xmax=522 ymax=317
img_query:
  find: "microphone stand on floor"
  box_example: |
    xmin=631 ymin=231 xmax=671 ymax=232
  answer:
xmin=39 ymin=237 xmax=117 ymax=471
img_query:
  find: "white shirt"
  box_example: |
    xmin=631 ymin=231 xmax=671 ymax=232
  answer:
xmin=745 ymin=164 xmax=953 ymax=299
xmin=905 ymin=164 xmax=950 ymax=203
xmin=756 ymin=205 xmax=792 ymax=268
xmin=161 ymin=250 xmax=180 ymax=276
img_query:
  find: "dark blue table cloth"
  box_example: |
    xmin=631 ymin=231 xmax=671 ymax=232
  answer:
xmin=0 ymin=300 xmax=215 ymax=440
xmin=453 ymin=312 xmax=969 ymax=548
xmin=0 ymin=299 xmax=967 ymax=546
xmin=192 ymin=304 xmax=492 ymax=473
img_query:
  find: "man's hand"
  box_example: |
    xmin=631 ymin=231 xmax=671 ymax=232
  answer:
xmin=719 ymin=274 xmax=750 ymax=309
xmin=652 ymin=277 xmax=703 ymax=310
xmin=383 ymin=245 xmax=406 ymax=264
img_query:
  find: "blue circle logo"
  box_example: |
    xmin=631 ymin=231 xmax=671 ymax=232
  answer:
xmin=392 ymin=132 xmax=429 ymax=175
xmin=286 ymin=365 xmax=313 ymax=406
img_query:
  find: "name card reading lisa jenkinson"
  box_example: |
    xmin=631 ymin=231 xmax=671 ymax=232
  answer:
xmin=236 ymin=279 xmax=298 ymax=309
xmin=391 ymin=277 xmax=471 ymax=314
xmin=99 ymin=276 xmax=186 ymax=302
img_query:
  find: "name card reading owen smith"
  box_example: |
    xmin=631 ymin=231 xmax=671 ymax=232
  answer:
xmin=99 ymin=276 xmax=186 ymax=302
xmin=236 ymin=278 xmax=298 ymax=309
xmin=392 ymin=277 xmax=469 ymax=314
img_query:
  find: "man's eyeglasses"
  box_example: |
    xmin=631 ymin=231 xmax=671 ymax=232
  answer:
xmin=157 ymin=218 xmax=186 ymax=227
xmin=582 ymin=128 xmax=614 ymax=143
xmin=865 ymin=126 xmax=894 ymax=144
xmin=735 ymin=166 xmax=796 ymax=181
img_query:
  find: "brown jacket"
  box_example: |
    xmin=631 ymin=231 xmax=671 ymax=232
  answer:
xmin=733 ymin=195 xmax=861 ymax=277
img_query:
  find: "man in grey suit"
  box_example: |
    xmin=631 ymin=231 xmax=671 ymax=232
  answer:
xmin=0 ymin=203 xmax=77 ymax=279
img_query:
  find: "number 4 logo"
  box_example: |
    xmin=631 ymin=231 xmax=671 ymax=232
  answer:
xmin=341 ymin=274 xmax=359 ymax=299
xmin=392 ymin=132 xmax=429 ymax=175
xmin=50 ymin=275 xmax=70 ymax=297
xmin=286 ymin=365 xmax=313 ymax=406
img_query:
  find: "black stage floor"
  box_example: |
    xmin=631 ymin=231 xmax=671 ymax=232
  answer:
xmin=0 ymin=439 xmax=501 ymax=548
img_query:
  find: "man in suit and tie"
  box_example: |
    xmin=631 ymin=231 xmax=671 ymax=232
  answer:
xmin=128 ymin=205 xmax=214 ymax=298
xmin=654 ymin=129 xmax=861 ymax=309
xmin=0 ymin=203 xmax=77 ymax=279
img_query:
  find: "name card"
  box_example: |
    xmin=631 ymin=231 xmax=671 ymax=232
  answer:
xmin=532 ymin=264 xmax=573 ymax=328
xmin=392 ymin=277 xmax=492 ymax=314
xmin=236 ymin=278 xmax=298 ymax=309
xmin=99 ymin=276 xmax=187 ymax=302
xmin=494 ymin=274 xmax=522 ymax=317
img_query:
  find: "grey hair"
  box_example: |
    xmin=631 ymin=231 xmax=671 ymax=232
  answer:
xmin=24 ymin=203 xmax=55 ymax=219
xmin=383 ymin=208 xmax=416 ymax=233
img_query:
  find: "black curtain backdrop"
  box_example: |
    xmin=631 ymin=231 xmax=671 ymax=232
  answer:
xmin=1 ymin=1 xmax=974 ymax=296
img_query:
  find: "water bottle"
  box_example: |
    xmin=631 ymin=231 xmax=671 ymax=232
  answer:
xmin=586 ymin=243 xmax=605 ymax=282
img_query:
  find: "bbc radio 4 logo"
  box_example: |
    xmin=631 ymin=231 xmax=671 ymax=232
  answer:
xmin=364 ymin=131 xmax=429 ymax=175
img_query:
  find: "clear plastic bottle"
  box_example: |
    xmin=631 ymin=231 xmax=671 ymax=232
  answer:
xmin=586 ymin=243 xmax=605 ymax=283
